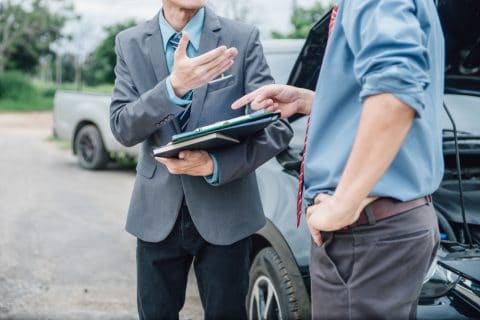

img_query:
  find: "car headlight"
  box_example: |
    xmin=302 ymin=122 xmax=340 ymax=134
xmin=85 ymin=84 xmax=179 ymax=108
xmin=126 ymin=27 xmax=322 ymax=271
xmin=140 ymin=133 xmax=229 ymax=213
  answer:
xmin=423 ymin=256 xmax=439 ymax=284
xmin=435 ymin=261 xmax=480 ymax=306
xmin=434 ymin=261 xmax=461 ymax=284
xmin=423 ymin=256 xmax=461 ymax=285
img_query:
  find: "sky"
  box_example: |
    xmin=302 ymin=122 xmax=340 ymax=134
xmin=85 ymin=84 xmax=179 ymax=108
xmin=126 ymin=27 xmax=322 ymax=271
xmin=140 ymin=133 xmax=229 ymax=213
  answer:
xmin=61 ymin=0 xmax=323 ymax=59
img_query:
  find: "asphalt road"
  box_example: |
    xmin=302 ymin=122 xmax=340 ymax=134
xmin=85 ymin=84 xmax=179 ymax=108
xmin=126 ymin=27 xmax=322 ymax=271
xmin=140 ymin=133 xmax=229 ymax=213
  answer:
xmin=0 ymin=112 xmax=202 ymax=320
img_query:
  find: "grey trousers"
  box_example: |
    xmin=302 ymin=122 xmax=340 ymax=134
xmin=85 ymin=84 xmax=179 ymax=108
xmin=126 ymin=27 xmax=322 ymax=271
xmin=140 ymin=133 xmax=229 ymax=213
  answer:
xmin=310 ymin=203 xmax=439 ymax=320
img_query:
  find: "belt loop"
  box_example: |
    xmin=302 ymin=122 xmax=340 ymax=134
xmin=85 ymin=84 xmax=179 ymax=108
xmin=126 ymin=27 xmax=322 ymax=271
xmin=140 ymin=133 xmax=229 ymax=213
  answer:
xmin=365 ymin=205 xmax=377 ymax=226
xmin=426 ymin=195 xmax=432 ymax=205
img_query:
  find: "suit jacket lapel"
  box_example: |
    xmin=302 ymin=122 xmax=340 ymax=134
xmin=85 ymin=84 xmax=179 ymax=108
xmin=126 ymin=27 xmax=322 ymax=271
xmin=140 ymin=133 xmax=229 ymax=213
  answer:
xmin=145 ymin=12 xmax=178 ymax=136
xmin=146 ymin=12 xmax=169 ymax=83
xmin=188 ymin=7 xmax=222 ymax=131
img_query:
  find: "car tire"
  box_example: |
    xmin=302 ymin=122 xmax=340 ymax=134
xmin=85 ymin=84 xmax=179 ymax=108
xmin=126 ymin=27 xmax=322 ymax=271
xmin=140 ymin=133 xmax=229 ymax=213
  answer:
xmin=74 ymin=125 xmax=109 ymax=170
xmin=247 ymin=247 xmax=308 ymax=320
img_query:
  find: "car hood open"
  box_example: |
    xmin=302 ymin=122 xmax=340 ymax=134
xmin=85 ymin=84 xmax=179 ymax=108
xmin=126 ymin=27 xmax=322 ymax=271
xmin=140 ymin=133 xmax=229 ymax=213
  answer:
xmin=288 ymin=0 xmax=480 ymax=95
xmin=439 ymin=0 xmax=480 ymax=94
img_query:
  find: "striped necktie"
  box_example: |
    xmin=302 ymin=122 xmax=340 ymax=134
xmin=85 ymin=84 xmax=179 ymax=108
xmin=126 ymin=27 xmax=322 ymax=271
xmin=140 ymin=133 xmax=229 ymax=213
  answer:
xmin=169 ymin=32 xmax=182 ymax=50
xmin=296 ymin=5 xmax=339 ymax=227
xmin=169 ymin=32 xmax=192 ymax=132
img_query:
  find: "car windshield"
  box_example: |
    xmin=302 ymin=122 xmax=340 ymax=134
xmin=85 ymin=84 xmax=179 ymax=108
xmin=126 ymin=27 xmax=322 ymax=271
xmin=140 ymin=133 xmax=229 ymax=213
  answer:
xmin=286 ymin=1 xmax=480 ymax=139
xmin=265 ymin=52 xmax=299 ymax=85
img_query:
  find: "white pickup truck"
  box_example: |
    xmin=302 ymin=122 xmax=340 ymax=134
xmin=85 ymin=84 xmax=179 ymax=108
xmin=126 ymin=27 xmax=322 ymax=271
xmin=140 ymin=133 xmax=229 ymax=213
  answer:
xmin=53 ymin=39 xmax=304 ymax=169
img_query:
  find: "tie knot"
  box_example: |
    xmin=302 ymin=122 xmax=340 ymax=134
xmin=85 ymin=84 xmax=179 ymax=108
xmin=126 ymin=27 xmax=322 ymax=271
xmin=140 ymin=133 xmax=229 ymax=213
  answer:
xmin=169 ymin=32 xmax=182 ymax=50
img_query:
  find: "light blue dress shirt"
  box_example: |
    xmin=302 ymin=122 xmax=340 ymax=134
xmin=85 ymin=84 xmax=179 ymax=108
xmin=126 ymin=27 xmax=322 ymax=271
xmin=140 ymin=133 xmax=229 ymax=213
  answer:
xmin=159 ymin=8 xmax=219 ymax=183
xmin=159 ymin=8 xmax=203 ymax=105
xmin=304 ymin=0 xmax=445 ymax=203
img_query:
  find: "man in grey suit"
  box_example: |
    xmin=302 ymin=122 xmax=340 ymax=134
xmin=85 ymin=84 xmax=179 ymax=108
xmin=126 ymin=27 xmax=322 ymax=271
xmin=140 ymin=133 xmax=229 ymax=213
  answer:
xmin=110 ymin=0 xmax=292 ymax=319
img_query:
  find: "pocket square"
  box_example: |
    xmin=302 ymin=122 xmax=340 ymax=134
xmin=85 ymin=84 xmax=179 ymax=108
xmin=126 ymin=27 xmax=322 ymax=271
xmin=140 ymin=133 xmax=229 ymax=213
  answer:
xmin=208 ymin=74 xmax=234 ymax=85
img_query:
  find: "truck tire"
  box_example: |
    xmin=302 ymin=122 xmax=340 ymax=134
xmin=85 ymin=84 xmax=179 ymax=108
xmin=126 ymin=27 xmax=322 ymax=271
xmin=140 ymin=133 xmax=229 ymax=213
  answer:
xmin=74 ymin=125 xmax=109 ymax=170
xmin=247 ymin=247 xmax=309 ymax=320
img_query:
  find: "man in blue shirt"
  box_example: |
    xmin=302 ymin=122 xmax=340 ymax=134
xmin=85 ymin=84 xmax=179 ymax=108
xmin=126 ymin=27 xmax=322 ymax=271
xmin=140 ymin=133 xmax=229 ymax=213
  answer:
xmin=110 ymin=0 xmax=292 ymax=319
xmin=233 ymin=0 xmax=443 ymax=318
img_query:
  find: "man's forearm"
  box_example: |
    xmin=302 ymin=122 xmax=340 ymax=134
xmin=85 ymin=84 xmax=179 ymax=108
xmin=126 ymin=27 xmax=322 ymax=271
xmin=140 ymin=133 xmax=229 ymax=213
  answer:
xmin=110 ymin=78 xmax=184 ymax=147
xmin=333 ymin=93 xmax=416 ymax=210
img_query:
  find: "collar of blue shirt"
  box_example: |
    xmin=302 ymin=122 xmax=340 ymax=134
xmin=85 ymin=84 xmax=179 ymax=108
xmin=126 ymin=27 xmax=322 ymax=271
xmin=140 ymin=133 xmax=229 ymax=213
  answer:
xmin=159 ymin=7 xmax=205 ymax=52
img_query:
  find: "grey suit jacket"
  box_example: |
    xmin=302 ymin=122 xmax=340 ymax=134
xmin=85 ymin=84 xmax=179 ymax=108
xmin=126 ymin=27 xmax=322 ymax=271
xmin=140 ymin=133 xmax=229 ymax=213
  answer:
xmin=110 ymin=7 xmax=293 ymax=245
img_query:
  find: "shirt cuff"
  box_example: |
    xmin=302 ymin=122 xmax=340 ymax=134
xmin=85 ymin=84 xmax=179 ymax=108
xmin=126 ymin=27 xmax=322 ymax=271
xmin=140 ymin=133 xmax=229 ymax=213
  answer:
xmin=204 ymin=153 xmax=219 ymax=185
xmin=166 ymin=76 xmax=193 ymax=106
xmin=359 ymin=66 xmax=428 ymax=118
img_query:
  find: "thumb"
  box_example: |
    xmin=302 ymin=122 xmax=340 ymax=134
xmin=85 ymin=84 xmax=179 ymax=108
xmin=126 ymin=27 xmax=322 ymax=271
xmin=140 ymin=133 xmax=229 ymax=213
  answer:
xmin=174 ymin=31 xmax=189 ymax=59
xmin=178 ymin=150 xmax=192 ymax=159
xmin=315 ymin=193 xmax=331 ymax=204
xmin=311 ymin=230 xmax=323 ymax=247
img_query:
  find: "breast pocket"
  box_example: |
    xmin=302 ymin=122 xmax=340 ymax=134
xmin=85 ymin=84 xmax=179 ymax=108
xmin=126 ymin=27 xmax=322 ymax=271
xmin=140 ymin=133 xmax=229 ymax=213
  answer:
xmin=207 ymin=75 xmax=237 ymax=93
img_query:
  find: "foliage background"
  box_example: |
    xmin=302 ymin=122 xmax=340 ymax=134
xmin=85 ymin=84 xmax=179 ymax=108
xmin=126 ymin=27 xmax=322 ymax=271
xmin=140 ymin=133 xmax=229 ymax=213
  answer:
xmin=0 ymin=0 xmax=330 ymax=111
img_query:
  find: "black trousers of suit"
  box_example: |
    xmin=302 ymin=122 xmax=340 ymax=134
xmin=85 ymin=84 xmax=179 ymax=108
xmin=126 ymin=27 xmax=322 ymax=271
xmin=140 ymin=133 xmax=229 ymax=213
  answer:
xmin=136 ymin=202 xmax=252 ymax=320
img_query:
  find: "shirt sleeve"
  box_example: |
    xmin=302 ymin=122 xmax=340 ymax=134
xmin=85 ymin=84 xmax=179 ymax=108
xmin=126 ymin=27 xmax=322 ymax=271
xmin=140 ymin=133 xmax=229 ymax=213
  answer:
xmin=165 ymin=76 xmax=193 ymax=107
xmin=204 ymin=153 xmax=219 ymax=185
xmin=342 ymin=0 xmax=431 ymax=117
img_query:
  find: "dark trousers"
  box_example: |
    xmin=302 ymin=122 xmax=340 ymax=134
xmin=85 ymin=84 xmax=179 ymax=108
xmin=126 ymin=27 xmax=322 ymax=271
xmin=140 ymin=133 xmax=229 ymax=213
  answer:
xmin=310 ymin=202 xmax=439 ymax=320
xmin=136 ymin=204 xmax=252 ymax=320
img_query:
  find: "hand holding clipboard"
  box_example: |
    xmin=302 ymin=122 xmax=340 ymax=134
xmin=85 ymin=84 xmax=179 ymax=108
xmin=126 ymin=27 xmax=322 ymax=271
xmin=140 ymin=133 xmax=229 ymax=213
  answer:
xmin=153 ymin=110 xmax=280 ymax=158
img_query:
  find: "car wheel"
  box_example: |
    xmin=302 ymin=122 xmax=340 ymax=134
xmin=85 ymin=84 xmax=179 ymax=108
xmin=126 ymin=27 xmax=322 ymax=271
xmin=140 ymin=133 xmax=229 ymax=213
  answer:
xmin=248 ymin=247 xmax=306 ymax=320
xmin=74 ymin=125 xmax=109 ymax=170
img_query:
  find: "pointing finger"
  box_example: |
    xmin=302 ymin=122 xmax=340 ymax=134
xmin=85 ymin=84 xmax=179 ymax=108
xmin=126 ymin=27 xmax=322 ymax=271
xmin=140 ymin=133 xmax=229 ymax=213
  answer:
xmin=232 ymin=85 xmax=280 ymax=110
xmin=231 ymin=92 xmax=255 ymax=109
xmin=251 ymin=91 xmax=275 ymax=110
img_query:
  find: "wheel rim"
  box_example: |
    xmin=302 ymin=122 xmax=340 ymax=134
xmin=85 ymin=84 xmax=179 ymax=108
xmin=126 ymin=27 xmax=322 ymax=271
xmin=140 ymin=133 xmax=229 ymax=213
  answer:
xmin=249 ymin=275 xmax=283 ymax=320
xmin=79 ymin=133 xmax=95 ymax=163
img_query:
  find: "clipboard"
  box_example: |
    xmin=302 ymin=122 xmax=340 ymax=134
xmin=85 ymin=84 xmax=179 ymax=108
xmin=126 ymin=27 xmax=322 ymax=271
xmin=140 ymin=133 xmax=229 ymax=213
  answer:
xmin=152 ymin=110 xmax=281 ymax=158
xmin=153 ymin=133 xmax=240 ymax=158
xmin=172 ymin=110 xmax=281 ymax=143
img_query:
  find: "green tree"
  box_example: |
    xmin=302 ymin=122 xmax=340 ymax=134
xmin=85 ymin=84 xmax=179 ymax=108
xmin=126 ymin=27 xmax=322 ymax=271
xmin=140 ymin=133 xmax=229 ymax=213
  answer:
xmin=0 ymin=0 xmax=72 ymax=73
xmin=83 ymin=21 xmax=136 ymax=86
xmin=272 ymin=1 xmax=333 ymax=39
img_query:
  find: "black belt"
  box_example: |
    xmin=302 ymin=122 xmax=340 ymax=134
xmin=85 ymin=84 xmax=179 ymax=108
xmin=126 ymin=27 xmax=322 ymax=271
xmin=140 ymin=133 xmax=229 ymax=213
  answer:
xmin=349 ymin=195 xmax=432 ymax=228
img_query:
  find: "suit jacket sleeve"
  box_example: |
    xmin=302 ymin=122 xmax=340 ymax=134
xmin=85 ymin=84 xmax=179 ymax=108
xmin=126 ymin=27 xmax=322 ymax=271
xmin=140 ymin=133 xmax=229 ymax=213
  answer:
xmin=211 ymin=28 xmax=293 ymax=186
xmin=110 ymin=34 xmax=184 ymax=147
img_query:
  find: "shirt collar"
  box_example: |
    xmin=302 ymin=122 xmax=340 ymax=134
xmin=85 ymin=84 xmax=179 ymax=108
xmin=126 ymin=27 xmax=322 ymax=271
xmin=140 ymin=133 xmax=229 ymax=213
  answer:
xmin=159 ymin=7 xmax=205 ymax=51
